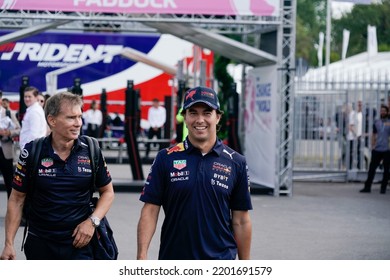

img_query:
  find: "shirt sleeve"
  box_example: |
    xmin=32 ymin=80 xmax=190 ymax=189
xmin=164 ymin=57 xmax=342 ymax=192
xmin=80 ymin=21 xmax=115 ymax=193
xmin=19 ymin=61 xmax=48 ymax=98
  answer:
xmin=95 ymin=149 xmax=112 ymax=188
xmin=96 ymin=110 xmax=103 ymax=126
xmin=372 ymin=121 xmax=378 ymax=134
xmin=10 ymin=111 xmax=21 ymax=137
xmin=12 ymin=143 xmax=34 ymax=193
xmin=21 ymin=110 xmax=45 ymax=148
xmin=230 ymin=159 xmax=253 ymax=211
xmin=139 ymin=151 xmax=165 ymax=205
xmin=158 ymin=107 xmax=167 ymax=127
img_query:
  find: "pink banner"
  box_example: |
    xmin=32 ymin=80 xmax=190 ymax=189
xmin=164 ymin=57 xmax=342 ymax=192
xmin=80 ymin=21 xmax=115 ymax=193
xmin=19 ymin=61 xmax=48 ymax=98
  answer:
xmin=333 ymin=0 xmax=371 ymax=4
xmin=0 ymin=0 xmax=279 ymax=16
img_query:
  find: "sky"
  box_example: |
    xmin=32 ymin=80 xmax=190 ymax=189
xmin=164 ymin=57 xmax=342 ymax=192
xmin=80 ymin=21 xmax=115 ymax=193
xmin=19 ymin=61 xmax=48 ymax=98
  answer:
xmin=332 ymin=1 xmax=354 ymax=18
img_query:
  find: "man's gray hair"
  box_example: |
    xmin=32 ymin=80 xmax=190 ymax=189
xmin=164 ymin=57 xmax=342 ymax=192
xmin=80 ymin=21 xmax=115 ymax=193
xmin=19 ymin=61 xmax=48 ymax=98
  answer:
xmin=44 ymin=92 xmax=83 ymax=120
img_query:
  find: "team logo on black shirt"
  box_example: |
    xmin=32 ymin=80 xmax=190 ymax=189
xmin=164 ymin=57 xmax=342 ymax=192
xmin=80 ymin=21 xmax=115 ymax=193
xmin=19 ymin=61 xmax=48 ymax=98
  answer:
xmin=41 ymin=158 xmax=54 ymax=168
xmin=167 ymin=143 xmax=185 ymax=154
xmin=173 ymin=160 xmax=186 ymax=170
xmin=21 ymin=148 xmax=29 ymax=159
xmin=212 ymin=162 xmax=232 ymax=174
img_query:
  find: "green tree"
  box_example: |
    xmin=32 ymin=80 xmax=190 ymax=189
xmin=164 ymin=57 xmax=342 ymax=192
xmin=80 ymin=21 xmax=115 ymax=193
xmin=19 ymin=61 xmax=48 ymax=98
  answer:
xmin=296 ymin=0 xmax=327 ymax=66
xmin=332 ymin=0 xmax=390 ymax=57
xmin=214 ymin=55 xmax=234 ymax=140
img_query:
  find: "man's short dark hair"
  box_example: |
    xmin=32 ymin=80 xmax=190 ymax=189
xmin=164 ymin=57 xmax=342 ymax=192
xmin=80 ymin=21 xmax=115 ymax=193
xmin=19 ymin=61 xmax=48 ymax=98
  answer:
xmin=24 ymin=86 xmax=39 ymax=97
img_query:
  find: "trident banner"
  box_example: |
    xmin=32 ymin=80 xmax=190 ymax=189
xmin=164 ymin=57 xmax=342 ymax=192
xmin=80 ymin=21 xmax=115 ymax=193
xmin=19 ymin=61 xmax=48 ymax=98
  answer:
xmin=244 ymin=66 xmax=277 ymax=189
xmin=0 ymin=0 xmax=280 ymax=16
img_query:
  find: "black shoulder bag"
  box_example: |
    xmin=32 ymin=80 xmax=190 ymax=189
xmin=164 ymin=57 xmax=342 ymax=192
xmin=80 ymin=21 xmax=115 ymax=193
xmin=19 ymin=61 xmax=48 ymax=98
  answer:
xmin=82 ymin=135 xmax=118 ymax=260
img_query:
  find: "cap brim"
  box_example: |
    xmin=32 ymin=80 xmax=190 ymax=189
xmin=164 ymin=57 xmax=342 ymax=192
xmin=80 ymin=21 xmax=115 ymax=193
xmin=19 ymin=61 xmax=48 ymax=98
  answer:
xmin=183 ymin=100 xmax=219 ymax=110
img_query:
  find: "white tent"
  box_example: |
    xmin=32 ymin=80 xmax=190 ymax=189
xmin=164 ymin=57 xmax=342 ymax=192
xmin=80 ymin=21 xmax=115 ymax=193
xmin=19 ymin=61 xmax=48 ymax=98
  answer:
xmin=301 ymin=51 xmax=390 ymax=83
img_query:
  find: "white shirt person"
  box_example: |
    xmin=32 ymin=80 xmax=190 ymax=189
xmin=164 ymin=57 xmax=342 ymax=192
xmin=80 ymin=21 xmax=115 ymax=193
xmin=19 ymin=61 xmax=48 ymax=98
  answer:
xmin=19 ymin=87 xmax=47 ymax=150
xmin=145 ymin=98 xmax=166 ymax=157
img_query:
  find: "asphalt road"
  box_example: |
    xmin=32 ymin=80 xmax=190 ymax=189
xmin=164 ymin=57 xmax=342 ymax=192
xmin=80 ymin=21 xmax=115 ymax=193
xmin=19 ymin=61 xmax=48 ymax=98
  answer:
xmin=0 ymin=164 xmax=389 ymax=260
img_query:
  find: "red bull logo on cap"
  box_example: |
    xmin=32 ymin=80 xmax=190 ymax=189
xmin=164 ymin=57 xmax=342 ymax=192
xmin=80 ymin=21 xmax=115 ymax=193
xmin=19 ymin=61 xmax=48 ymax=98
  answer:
xmin=185 ymin=89 xmax=197 ymax=101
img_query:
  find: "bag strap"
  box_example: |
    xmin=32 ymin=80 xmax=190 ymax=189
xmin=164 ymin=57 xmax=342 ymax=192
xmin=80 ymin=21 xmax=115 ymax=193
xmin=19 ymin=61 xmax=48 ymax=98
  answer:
xmin=80 ymin=135 xmax=100 ymax=195
xmin=21 ymin=136 xmax=45 ymax=251
xmin=30 ymin=137 xmax=45 ymax=184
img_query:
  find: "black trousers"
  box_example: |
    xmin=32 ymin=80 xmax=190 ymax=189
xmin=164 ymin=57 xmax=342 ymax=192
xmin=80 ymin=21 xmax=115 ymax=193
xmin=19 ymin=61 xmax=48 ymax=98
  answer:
xmin=145 ymin=127 xmax=162 ymax=156
xmin=349 ymin=137 xmax=361 ymax=169
xmin=87 ymin=123 xmax=100 ymax=138
xmin=24 ymin=233 xmax=94 ymax=260
xmin=364 ymin=149 xmax=390 ymax=192
xmin=0 ymin=147 xmax=14 ymax=198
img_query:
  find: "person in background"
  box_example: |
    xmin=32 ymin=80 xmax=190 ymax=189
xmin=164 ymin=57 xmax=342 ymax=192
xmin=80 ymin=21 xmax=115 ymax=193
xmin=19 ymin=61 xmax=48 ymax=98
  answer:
xmin=36 ymin=94 xmax=52 ymax=135
xmin=2 ymin=98 xmax=12 ymax=115
xmin=37 ymin=94 xmax=45 ymax=108
xmin=111 ymin=112 xmax=124 ymax=138
xmin=175 ymin=107 xmax=188 ymax=142
xmin=145 ymin=98 xmax=166 ymax=158
xmin=360 ymin=104 xmax=390 ymax=194
xmin=347 ymin=101 xmax=363 ymax=169
xmin=83 ymin=100 xmax=102 ymax=138
xmin=44 ymin=94 xmax=51 ymax=105
xmin=2 ymin=98 xmax=20 ymax=123
xmin=0 ymin=92 xmax=114 ymax=260
xmin=137 ymin=86 xmax=252 ymax=260
xmin=1 ymin=98 xmax=20 ymax=126
xmin=335 ymin=103 xmax=348 ymax=169
xmin=112 ymin=112 xmax=123 ymax=127
xmin=19 ymin=86 xmax=47 ymax=150
xmin=0 ymin=91 xmax=21 ymax=199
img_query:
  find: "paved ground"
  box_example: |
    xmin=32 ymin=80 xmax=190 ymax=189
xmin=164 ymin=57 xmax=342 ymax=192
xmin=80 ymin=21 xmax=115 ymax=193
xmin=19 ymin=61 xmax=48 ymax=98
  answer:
xmin=0 ymin=161 xmax=389 ymax=260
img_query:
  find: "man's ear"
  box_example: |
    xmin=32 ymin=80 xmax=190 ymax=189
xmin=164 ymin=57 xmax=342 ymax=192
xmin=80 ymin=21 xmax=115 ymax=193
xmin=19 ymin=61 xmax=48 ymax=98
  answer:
xmin=47 ymin=115 xmax=55 ymax=127
xmin=216 ymin=112 xmax=222 ymax=124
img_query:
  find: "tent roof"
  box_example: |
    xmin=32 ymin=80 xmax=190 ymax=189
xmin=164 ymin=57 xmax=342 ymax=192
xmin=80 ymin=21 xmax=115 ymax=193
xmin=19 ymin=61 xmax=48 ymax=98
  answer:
xmin=302 ymin=52 xmax=390 ymax=82
xmin=144 ymin=22 xmax=277 ymax=67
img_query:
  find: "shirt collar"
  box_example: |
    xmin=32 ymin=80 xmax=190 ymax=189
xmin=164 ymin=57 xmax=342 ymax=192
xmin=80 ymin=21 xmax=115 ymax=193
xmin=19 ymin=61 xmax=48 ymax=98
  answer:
xmin=74 ymin=136 xmax=85 ymax=151
xmin=26 ymin=101 xmax=40 ymax=111
xmin=184 ymin=137 xmax=223 ymax=156
xmin=44 ymin=134 xmax=83 ymax=156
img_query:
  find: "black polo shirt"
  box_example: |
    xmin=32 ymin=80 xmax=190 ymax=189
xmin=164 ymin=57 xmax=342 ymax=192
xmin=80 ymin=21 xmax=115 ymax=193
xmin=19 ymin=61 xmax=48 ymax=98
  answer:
xmin=140 ymin=138 xmax=252 ymax=260
xmin=12 ymin=136 xmax=112 ymax=242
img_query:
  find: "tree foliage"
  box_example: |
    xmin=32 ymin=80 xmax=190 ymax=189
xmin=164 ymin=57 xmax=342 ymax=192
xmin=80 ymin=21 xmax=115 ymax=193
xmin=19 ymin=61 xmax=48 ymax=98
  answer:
xmin=297 ymin=0 xmax=390 ymax=66
xmin=296 ymin=0 xmax=326 ymax=66
xmin=332 ymin=0 xmax=390 ymax=57
xmin=214 ymin=55 xmax=234 ymax=140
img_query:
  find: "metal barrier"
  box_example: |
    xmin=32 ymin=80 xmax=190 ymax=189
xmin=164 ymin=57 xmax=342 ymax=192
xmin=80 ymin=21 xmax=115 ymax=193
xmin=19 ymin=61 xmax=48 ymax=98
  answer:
xmin=294 ymin=78 xmax=389 ymax=182
xmin=13 ymin=137 xmax=171 ymax=165
xmin=97 ymin=137 xmax=171 ymax=163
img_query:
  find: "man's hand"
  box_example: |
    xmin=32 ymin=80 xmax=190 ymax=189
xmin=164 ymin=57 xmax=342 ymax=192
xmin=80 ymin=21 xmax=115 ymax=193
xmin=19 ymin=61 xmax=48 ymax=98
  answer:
xmin=72 ymin=219 xmax=95 ymax=248
xmin=0 ymin=244 xmax=16 ymax=260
